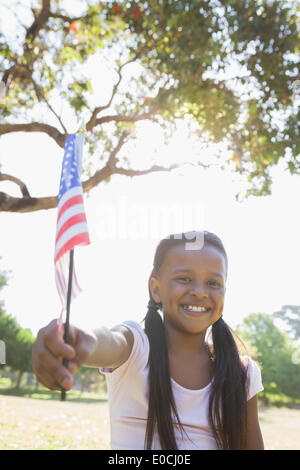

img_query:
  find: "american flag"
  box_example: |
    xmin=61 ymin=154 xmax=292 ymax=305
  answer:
xmin=55 ymin=134 xmax=90 ymax=313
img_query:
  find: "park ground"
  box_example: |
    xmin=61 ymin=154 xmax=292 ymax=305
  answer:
xmin=0 ymin=394 xmax=299 ymax=450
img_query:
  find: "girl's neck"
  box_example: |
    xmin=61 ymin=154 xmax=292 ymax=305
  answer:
xmin=165 ymin=324 xmax=207 ymax=358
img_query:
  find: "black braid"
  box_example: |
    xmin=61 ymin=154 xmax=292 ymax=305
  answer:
xmin=209 ymin=317 xmax=247 ymax=449
xmin=143 ymin=295 xmax=191 ymax=449
xmin=147 ymin=298 xmax=160 ymax=312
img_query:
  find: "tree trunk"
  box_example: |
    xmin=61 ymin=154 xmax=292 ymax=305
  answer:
xmin=15 ymin=370 xmax=23 ymax=390
xmin=80 ymin=377 xmax=87 ymax=396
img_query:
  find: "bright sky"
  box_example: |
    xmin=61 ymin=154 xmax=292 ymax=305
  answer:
xmin=1 ymin=125 xmax=300 ymax=337
xmin=0 ymin=1 xmax=299 ymax=338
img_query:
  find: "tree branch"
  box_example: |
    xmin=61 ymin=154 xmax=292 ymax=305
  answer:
xmin=49 ymin=8 xmax=99 ymax=24
xmin=86 ymin=65 xmax=124 ymax=131
xmin=89 ymin=106 xmax=161 ymax=130
xmin=0 ymin=172 xmax=30 ymax=197
xmin=109 ymin=162 xmax=182 ymax=178
xmin=86 ymin=46 xmax=155 ymax=131
xmin=49 ymin=12 xmax=82 ymax=23
xmin=0 ymin=192 xmax=57 ymax=213
xmin=32 ymin=79 xmax=68 ymax=134
xmin=0 ymin=123 xmax=67 ymax=147
xmin=0 ymin=160 xmax=201 ymax=213
xmin=1 ymin=3 xmax=28 ymax=32
xmin=1 ymin=64 xmax=33 ymax=95
xmin=25 ymin=0 xmax=51 ymax=41
xmin=81 ymin=161 xmax=185 ymax=193
xmin=106 ymin=130 xmax=131 ymax=169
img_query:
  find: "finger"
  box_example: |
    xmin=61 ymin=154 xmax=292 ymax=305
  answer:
xmin=35 ymin=368 xmax=62 ymax=391
xmin=42 ymin=321 xmax=76 ymax=360
xmin=67 ymin=361 xmax=78 ymax=374
xmin=34 ymin=348 xmax=73 ymax=389
xmin=71 ymin=330 xmax=97 ymax=369
xmin=35 ymin=369 xmax=73 ymax=391
xmin=35 ymin=366 xmax=73 ymax=391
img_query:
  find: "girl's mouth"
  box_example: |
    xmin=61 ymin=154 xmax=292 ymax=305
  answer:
xmin=180 ymin=305 xmax=211 ymax=316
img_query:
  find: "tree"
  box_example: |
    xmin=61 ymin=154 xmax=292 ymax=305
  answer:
xmin=76 ymin=365 xmax=106 ymax=395
xmin=0 ymin=0 xmax=299 ymax=212
xmin=0 ymin=261 xmax=34 ymax=389
xmin=237 ymin=312 xmax=300 ymax=400
xmin=0 ymin=313 xmax=35 ymax=389
xmin=12 ymin=327 xmax=35 ymax=389
xmin=0 ymin=256 xmax=10 ymax=314
xmin=273 ymin=305 xmax=300 ymax=341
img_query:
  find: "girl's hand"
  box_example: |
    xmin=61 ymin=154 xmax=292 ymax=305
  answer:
xmin=32 ymin=319 xmax=97 ymax=391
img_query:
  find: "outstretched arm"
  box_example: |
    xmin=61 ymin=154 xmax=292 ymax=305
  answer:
xmin=32 ymin=319 xmax=134 ymax=391
xmin=83 ymin=324 xmax=134 ymax=370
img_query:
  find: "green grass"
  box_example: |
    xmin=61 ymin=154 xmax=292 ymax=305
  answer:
xmin=258 ymin=406 xmax=300 ymax=450
xmin=261 ymin=391 xmax=300 ymax=408
xmin=0 ymin=387 xmax=107 ymax=403
xmin=0 ymin=394 xmax=110 ymax=449
xmin=0 ymin=377 xmax=108 ymax=403
xmin=0 ymin=382 xmax=299 ymax=450
xmin=0 ymin=393 xmax=299 ymax=450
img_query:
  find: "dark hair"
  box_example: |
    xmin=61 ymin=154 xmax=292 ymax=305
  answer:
xmin=143 ymin=230 xmax=247 ymax=450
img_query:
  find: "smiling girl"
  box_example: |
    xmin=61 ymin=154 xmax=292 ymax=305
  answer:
xmin=32 ymin=230 xmax=264 ymax=450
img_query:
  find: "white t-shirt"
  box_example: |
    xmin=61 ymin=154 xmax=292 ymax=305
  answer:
xmin=100 ymin=320 xmax=264 ymax=450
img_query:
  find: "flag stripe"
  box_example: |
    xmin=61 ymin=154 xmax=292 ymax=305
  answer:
xmin=73 ymin=268 xmax=82 ymax=294
xmin=55 ymin=221 xmax=89 ymax=257
xmin=56 ymin=203 xmax=86 ymax=235
xmin=55 ymin=266 xmax=66 ymax=306
xmin=56 ymin=270 xmax=81 ymax=301
xmin=55 ymin=232 xmax=89 ymax=263
xmin=58 ymin=185 xmax=82 ymax=209
xmin=57 ymin=194 xmax=83 ymax=222
xmin=56 ymin=212 xmax=87 ymax=244
xmin=55 ymin=255 xmax=81 ymax=303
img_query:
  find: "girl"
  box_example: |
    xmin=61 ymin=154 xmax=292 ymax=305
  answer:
xmin=32 ymin=230 xmax=264 ymax=450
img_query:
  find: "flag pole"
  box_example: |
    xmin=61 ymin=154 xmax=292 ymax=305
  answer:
xmin=61 ymin=248 xmax=74 ymax=401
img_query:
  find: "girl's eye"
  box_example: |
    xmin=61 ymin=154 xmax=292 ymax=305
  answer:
xmin=176 ymin=278 xmax=223 ymax=287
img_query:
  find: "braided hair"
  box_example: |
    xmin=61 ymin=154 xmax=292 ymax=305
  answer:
xmin=143 ymin=230 xmax=247 ymax=450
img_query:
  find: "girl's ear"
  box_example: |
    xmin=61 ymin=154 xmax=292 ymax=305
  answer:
xmin=149 ymin=276 xmax=162 ymax=304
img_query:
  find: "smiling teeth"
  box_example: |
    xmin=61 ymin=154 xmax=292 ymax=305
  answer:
xmin=183 ymin=305 xmax=208 ymax=312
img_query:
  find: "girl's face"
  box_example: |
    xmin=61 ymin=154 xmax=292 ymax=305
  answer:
xmin=150 ymin=243 xmax=227 ymax=336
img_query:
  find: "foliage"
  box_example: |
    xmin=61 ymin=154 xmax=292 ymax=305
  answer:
xmin=75 ymin=365 xmax=106 ymax=394
xmin=237 ymin=312 xmax=300 ymax=401
xmin=0 ymin=266 xmax=35 ymax=386
xmin=0 ymin=0 xmax=299 ymax=212
xmin=273 ymin=305 xmax=300 ymax=341
xmin=0 ymin=256 xmax=11 ymax=313
xmin=0 ymin=313 xmax=35 ymax=382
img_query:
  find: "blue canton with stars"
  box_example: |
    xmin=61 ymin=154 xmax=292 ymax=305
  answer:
xmin=58 ymin=134 xmax=81 ymax=204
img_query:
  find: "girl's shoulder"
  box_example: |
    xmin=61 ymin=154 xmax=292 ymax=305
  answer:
xmin=239 ymin=354 xmax=260 ymax=369
xmin=239 ymin=354 xmax=262 ymax=377
xmin=239 ymin=355 xmax=264 ymax=400
xmin=117 ymin=319 xmax=149 ymax=353
xmin=112 ymin=320 xmax=148 ymax=352
xmin=121 ymin=319 xmax=146 ymax=335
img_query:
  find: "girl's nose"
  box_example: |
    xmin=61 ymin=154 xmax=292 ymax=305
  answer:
xmin=189 ymin=283 xmax=208 ymax=297
xmin=190 ymin=291 xmax=209 ymax=298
